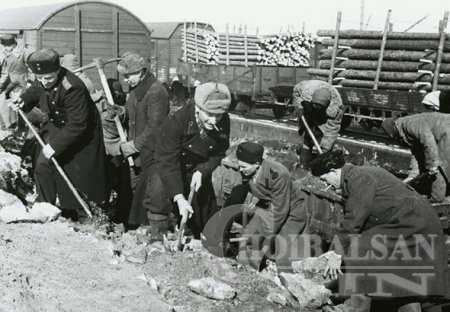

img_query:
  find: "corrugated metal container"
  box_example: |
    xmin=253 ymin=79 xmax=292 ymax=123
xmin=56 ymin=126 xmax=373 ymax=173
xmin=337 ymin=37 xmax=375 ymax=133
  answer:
xmin=0 ymin=0 xmax=152 ymax=89
xmin=146 ymin=22 xmax=214 ymax=82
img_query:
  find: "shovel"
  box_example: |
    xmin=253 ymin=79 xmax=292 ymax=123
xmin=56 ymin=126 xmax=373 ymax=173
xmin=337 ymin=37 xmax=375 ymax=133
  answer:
xmin=175 ymin=186 xmax=195 ymax=251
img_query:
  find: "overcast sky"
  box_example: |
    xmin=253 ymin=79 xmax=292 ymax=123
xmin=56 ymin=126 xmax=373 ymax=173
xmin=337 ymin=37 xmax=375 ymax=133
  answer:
xmin=0 ymin=0 xmax=449 ymax=35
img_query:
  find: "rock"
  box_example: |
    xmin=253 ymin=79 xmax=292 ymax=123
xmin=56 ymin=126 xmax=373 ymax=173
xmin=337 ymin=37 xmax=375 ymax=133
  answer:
xmin=266 ymin=291 xmax=287 ymax=306
xmin=333 ymin=295 xmax=372 ymax=312
xmin=124 ymin=247 xmax=147 ymax=264
xmin=0 ymin=196 xmax=61 ymax=224
xmin=280 ymin=272 xmax=331 ymax=309
xmin=188 ymin=277 xmax=236 ymax=300
xmin=291 ymin=251 xmax=342 ymax=285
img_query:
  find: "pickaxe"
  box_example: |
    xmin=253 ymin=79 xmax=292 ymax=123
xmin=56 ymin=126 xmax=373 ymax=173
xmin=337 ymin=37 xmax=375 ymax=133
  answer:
xmin=94 ymin=58 xmax=134 ymax=167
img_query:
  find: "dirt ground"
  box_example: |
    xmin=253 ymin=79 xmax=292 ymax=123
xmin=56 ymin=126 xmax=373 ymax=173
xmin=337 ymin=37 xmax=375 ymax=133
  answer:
xmin=0 ymin=217 xmax=299 ymax=312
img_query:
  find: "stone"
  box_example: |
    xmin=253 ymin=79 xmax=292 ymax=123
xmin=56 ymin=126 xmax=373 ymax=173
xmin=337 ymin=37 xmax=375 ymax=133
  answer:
xmin=0 ymin=196 xmax=61 ymax=224
xmin=266 ymin=291 xmax=287 ymax=306
xmin=291 ymin=251 xmax=342 ymax=284
xmin=280 ymin=272 xmax=331 ymax=309
xmin=124 ymin=247 xmax=147 ymax=264
xmin=188 ymin=277 xmax=236 ymax=300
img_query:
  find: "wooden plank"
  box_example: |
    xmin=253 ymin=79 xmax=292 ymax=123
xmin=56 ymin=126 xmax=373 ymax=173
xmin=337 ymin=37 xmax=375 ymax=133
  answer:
xmin=81 ymin=19 xmax=113 ymax=30
xmin=374 ymin=10 xmax=391 ymax=90
xmin=183 ymin=22 xmax=187 ymax=62
xmin=44 ymin=15 xmax=74 ymax=27
xmin=433 ymin=12 xmax=449 ymax=90
xmin=74 ymin=5 xmax=82 ymax=66
xmin=112 ymin=8 xmax=119 ymax=60
xmin=329 ymin=11 xmax=342 ymax=84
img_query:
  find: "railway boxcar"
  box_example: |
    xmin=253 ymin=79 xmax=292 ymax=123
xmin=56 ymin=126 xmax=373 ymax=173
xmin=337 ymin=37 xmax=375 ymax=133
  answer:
xmin=0 ymin=0 xmax=152 ymax=89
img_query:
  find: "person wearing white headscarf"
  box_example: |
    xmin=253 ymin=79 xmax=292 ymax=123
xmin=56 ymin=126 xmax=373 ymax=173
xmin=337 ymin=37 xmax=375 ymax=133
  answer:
xmin=421 ymin=90 xmax=450 ymax=113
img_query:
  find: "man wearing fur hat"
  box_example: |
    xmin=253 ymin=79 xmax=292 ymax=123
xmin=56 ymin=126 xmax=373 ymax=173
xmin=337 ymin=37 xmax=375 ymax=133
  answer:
xmin=224 ymin=142 xmax=308 ymax=272
xmin=140 ymin=82 xmax=231 ymax=240
xmin=381 ymin=114 xmax=450 ymax=203
xmin=10 ymin=49 xmax=107 ymax=221
xmin=107 ymin=52 xmax=169 ymax=225
xmin=309 ymin=150 xmax=449 ymax=310
xmin=292 ymin=80 xmax=343 ymax=169
xmin=0 ymin=34 xmax=33 ymax=129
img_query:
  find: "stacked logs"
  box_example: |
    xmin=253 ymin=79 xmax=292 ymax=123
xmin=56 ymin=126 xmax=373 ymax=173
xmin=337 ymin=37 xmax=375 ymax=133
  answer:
xmin=258 ymin=33 xmax=314 ymax=67
xmin=183 ymin=28 xmax=220 ymax=64
xmin=308 ymin=29 xmax=450 ymax=91
xmin=182 ymin=27 xmax=314 ymax=67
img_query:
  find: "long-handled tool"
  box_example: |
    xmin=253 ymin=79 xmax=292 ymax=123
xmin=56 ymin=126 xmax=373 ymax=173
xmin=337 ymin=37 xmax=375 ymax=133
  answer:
xmin=17 ymin=109 xmax=93 ymax=218
xmin=73 ymin=57 xmax=121 ymax=74
xmin=301 ymin=115 xmax=323 ymax=154
xmin=176 ymin=186 xmax=195 ymax=251
xmin=94 ymin=58 xmax=134 ymax=167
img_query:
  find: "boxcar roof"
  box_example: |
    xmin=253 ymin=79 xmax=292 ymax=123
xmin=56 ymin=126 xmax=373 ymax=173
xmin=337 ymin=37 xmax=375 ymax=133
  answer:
xmin=146 ymin=22 xmax=213 ymax=39
xmin=0 ymin=0 xmax=145 ymax=31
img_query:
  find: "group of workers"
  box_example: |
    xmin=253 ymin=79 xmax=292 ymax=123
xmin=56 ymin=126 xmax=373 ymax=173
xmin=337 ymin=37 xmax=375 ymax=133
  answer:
xmin=1 ymin=31 xmax=450 ymax=311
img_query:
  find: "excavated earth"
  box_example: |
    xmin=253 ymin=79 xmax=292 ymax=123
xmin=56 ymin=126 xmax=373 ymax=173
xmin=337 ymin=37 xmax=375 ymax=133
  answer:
xmin=0 ymin=130 xmax=364 ymax=312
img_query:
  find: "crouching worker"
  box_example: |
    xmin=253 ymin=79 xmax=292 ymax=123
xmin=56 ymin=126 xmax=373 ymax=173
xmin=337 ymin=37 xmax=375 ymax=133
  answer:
xmin=225 ymin=142 xmax=308 ymax=273
xmin=293 ymin=80 xmax=343 ymax=169
xmin=139 ymin=82 xmax=231 ymax=241
xmin=9 ymin=49 xmax=107 ymax=222
xmin=382 ymin=114 xmax=450 ymax=203
xmin=309 ymin=150 xmax=449 ymax=311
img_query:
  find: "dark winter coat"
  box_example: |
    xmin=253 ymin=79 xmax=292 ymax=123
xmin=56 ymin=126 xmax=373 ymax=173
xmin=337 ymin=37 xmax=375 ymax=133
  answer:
xmin=125 ymin=71 xmax=169 ymax=167
xmin=155 ymin=103 xmax=230 ymax=235
xmin=21 ymin=68 xmax=108 ymax=204
xmin=334 ymin=164 xmax=449 ymax=298
xmin=225 ymin=159 xmax=308 ymax=271
xmin=394 ymin=112 xmax=450 ymax=181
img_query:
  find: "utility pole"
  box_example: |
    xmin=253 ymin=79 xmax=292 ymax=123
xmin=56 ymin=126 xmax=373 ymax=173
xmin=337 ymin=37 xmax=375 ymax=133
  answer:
xmin=360 ymin=0 xmax=365 ymax=30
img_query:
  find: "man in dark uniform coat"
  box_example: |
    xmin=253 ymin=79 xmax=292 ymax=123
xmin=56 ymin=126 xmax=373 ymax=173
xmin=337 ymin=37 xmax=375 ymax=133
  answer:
xmin=309 ymin=151 xmax=449 ymax=310
xmin=224 ymin=142 xmax=308 ymax=272
xmin=144 ymin=82 xmax=231 ymax=240
xmin=11 ymin=49 xmax=107 ymax=221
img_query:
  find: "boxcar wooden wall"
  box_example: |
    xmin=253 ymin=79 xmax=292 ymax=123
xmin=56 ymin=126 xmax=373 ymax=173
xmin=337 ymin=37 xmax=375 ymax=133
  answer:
xmin=30 ymin=2 xmax=151 ymax=90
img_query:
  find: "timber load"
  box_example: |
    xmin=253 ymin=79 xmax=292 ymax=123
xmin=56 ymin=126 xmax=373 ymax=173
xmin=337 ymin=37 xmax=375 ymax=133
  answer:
xmin=310 ymin=29 xmax=450 ymax=91
xmin=182 ymin=25 xmax=314 ymax=67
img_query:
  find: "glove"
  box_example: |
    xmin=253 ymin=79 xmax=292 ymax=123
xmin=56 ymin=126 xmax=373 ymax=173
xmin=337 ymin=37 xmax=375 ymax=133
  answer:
xmin=8 ymin=96 xmax=24 ymax=111
xmin=176 ymin=196 xmax=194 ymax=224
xmin=42 ymin=143 xmax=55 ymax=159
xmin=429 ymin=166 xmax=439 ymax=176
xmin=190 ymin=171 xmax=202 ymax=192
xmin=120 ymin=141 xmax=138 ymax=158
xmin=106 ymin=103 xmax=124 ymax=120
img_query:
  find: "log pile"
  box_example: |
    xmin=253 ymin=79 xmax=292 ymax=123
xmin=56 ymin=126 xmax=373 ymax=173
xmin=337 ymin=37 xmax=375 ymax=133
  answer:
xmin=182 ymin=27 xmax=314 ymax=67
xmin=309 ymin=29 xmax=450 ymax=91
xmin=183 ymin=28 xmax=220 ymax=65
xmin=258 ymin=33 xmax=314 ymax=67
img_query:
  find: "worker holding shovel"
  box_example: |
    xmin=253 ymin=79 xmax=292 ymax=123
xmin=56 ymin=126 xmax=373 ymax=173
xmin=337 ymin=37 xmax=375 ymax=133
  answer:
xmin=139 ymin=82 xmax=232 ymax=242
xmin=10 ymin=49 xmax=107 ymax=222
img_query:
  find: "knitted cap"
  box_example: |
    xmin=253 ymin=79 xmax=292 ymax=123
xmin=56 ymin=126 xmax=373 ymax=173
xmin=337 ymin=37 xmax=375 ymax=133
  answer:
xmin=311 ymin=88 xmax=331 ymax=107
xmin=117 ymin=52 xmax=146 ymax=74
xmin=194 ymin=82 xmax=231 ymax=114
xmin=27 ymin=49 xmax=60 ymax=74
xmin=381 ymin=117 xmax=399 ymax=139
xmin=236 ymin=142 xmax=264 ymax=164
xmin=309 ymin=150 xmax=346 ymax=177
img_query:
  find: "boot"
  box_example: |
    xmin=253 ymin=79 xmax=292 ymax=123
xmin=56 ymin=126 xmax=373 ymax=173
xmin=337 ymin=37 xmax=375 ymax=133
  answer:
xmin=149 ymin=219 xmax=168 ymax=242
